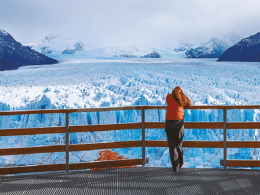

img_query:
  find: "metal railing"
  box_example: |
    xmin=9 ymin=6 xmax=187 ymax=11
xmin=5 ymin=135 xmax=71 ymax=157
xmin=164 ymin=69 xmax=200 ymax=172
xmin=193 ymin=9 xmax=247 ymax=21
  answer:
xmin=0 ymin=105 xmax=260 ymax=175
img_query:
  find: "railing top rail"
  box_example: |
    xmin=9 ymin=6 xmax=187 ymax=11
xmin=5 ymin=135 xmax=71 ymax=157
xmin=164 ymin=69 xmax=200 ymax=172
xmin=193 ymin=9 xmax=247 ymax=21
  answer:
xmin=0 ymin=105 xmax=259 ymax=116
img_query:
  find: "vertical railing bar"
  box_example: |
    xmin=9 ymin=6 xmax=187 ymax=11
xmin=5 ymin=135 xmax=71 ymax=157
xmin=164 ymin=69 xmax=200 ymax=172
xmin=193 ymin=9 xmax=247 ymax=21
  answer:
xmin=223 ymin=109 xmax=227 ymax=169
xmin=142 ymin=109 xmax=146 ymax=167
xmin=66 ymin=112 xmax=70 ymax=173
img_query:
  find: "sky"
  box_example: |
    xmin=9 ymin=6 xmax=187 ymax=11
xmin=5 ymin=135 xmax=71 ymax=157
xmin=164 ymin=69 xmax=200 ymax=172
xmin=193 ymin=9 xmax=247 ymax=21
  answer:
xmin=1 ymin=0 xmax=260 ymax=48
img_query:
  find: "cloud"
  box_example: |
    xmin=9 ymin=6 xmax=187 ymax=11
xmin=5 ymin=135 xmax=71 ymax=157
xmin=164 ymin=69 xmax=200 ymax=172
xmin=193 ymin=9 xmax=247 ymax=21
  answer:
xmin=1 ymin=0 xmax=260 ymax=47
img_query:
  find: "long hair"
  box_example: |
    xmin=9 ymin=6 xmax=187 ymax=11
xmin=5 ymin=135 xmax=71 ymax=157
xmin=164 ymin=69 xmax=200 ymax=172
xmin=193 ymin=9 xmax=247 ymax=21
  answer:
xmin=172 ymin=86 xmax=192 ymax=109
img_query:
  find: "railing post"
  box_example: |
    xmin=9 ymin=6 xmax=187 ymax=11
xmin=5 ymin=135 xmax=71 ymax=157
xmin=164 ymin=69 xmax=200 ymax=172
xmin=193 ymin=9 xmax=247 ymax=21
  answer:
xmin=66 ymin=112 xmax=70 ymax=173
xmin=223 ymin=109 xmax=227 ymax=169
xmin=142 ymin=109 xmax=146 ymax=167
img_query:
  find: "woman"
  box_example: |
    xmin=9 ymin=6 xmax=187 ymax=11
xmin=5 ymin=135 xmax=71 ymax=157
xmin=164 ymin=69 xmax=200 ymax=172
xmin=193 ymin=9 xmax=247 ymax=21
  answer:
xmin=165 ymin=86 xmax=192 ymax=172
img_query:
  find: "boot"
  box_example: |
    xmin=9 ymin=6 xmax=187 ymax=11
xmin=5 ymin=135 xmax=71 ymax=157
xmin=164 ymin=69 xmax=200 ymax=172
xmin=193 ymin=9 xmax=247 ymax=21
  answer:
xmin=172 ymin=164 xmax=179 ymax=172
xmin=179 ymin=161 xmax=184 ymax=168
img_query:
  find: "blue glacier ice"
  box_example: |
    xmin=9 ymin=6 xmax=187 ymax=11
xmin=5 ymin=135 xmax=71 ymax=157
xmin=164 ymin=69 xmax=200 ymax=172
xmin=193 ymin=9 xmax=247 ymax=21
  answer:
xmin=0 ymin=56 xmax=260 ymax=172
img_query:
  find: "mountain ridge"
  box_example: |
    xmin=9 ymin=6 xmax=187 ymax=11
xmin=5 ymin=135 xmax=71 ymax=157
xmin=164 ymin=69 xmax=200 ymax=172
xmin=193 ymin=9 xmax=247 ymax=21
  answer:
xmin=218 ymin=32 xmax=260 ymax=62
xmin=0 ymin=29 xmax=58 ymax=71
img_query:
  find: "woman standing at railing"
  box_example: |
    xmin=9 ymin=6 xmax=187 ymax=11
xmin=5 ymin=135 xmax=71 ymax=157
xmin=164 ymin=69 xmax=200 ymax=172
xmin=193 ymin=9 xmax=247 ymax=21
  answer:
xmin=165 ymin=86 xmax=192 ymax=172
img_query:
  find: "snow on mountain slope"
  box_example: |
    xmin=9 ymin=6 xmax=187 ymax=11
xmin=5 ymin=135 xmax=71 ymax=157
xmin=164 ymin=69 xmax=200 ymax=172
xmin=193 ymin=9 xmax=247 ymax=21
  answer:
xmin=185 ymin=37 xmax=230 ymax=58
xmin=1 ymin=58 xmax=260 ymax=171
xmin=0 ymin=29 xmax=8 ymax=35
xmin=62 ymin=41 xmax=86 ymax=54
xmin=33 ymin=34 xmax=88 ymax=54
xmin=183 ymin=33 xmax=242 ymax=58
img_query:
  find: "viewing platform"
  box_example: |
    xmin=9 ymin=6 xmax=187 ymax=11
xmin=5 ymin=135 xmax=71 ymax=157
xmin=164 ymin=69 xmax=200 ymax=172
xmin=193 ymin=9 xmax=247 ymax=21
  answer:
xmin=1 ymin=167 xmax=260 ymax=194
xmin=1 ymin=105 xmax=260 ymax=194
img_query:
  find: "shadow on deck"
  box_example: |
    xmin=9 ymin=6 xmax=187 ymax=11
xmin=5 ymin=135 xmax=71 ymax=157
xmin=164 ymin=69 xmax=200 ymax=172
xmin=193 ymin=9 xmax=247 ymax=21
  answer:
xmin=1 ymin=167 xmax=260 ymax=195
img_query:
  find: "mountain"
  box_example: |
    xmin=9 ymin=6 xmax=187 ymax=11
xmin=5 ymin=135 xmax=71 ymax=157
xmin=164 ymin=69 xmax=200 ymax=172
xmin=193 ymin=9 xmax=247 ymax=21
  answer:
xmin=185 ymin=37 xmax=230 ymax=58
xmin=0 ymin=29 xmax=58 ymax=71
xmin=141 ymin=51 xmax=161 ymax=58
xmin=33 ymin=33 xmax=88 ymax=54
xmin=62 ymin=41 xmax=85 ymax=54
xmin=218 ymin=32 xmax=260 ymax=62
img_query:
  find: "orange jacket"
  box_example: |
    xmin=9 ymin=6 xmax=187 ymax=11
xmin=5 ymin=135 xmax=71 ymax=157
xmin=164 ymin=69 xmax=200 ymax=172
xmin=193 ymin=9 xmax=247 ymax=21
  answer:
xmin=166 ymin=94 xmax=184 ymax=120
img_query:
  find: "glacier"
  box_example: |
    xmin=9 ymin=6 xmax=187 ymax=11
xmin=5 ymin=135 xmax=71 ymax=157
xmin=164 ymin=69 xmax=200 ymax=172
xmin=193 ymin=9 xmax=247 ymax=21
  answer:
xmin=1 ymin=55 xmax=260 ymax=174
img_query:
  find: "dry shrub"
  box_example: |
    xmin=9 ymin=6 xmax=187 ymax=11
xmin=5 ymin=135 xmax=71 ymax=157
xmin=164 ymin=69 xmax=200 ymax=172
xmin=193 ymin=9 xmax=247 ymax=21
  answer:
xmin=90 ymin=149 xmax=137 ymax=171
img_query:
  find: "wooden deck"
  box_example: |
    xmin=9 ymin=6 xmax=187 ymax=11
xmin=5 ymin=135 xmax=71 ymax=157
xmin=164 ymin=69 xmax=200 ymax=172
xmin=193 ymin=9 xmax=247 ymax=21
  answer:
xmin=1 ymin=167 xmax=260 ymax=195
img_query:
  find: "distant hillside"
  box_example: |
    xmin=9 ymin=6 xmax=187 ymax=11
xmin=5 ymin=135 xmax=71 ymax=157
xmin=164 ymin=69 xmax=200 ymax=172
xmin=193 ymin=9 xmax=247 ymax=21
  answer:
xmin=0 ymin=29 xmax=58 ymax=71
xmin=218 ymin=32 xmax=260 ymax=62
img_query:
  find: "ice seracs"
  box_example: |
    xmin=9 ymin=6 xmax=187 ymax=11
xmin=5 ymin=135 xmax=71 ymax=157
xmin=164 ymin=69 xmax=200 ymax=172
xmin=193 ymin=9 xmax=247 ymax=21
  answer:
xmin=113 ymin=54 xmax=138 ymax=58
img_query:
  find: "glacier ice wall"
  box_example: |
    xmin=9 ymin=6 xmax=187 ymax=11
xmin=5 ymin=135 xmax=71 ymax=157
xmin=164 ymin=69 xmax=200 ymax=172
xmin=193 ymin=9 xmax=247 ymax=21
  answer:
xmin=1 ymin=58 xmax=260 ymax=170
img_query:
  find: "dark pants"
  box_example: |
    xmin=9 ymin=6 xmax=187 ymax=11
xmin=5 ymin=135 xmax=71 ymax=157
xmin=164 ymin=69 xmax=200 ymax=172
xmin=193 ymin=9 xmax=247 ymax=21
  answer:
xmin=165 ymin=120 xmax=184 ymax=169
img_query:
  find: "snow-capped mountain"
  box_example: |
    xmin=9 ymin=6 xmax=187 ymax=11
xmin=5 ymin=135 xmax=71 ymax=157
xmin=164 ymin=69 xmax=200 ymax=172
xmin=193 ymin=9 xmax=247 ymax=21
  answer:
xmin=183 ymin=33 xmax=242 ymax=59
xmin=0 ymin=29 xmax=58 ymax=71
xmin=62 ymin=41 xmax=85 ymax=54
xmin=33 ymin=33 xmax=88 ymax=54
xmin=185 ymin=37 xmax=230 ymax=58
xmin=218 ymin=32 xmax=260 ymax=62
